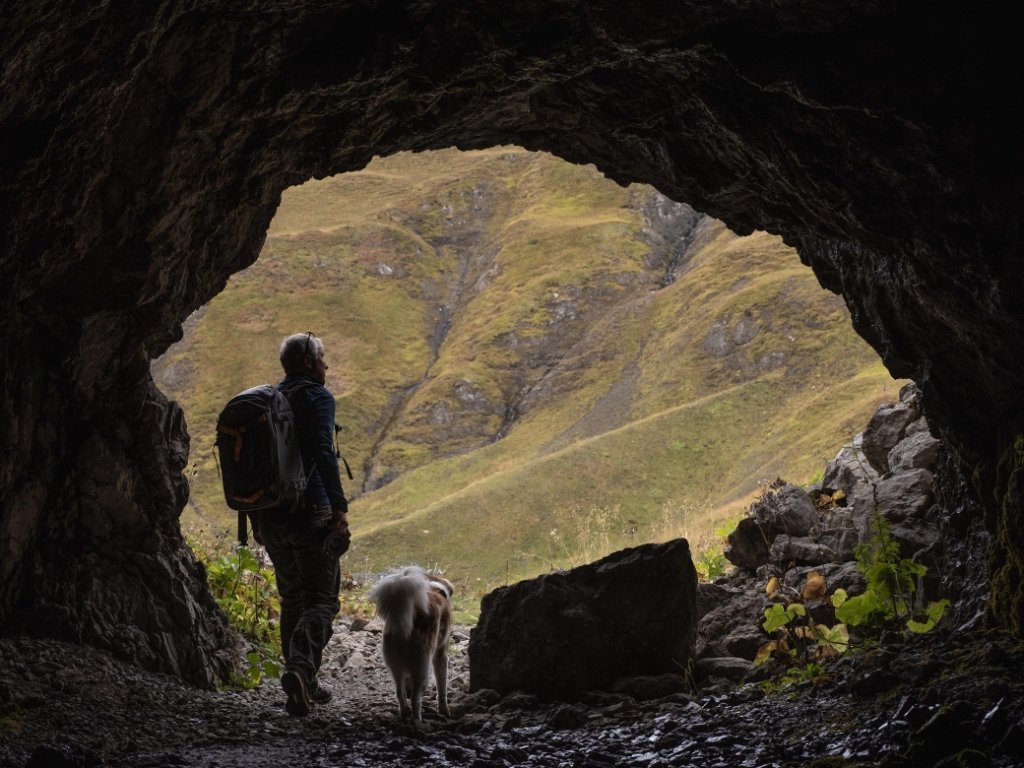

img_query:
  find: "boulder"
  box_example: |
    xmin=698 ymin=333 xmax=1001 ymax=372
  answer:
xmin=821 ymin=435 xmax=879 ymax=518
xmin=769 ymin=535 xmax=837 ymax=567
xmin=468 ymin=539 xmax=698 ymax=700
xmin=724 ymin=482 xmax=820 ymax=570
xmin=783 ymin=561 xmax=866 ymax=597
xmin=875 ymin=468 xmax=935 ymax=523
xmin=694 ymin=657 xmax=754 ymax=683
xmin=696 ymin=589 xmax=767 ymax=659
xmin=861 ymin=383 xmax=922 ymax=474
xmin=724 ymin=516 xmax=774 ymax=570
xmin=811 ymin=512 xmax=860 ymax=561
xmin=696 ymin=582 xmax=744 ymax=619
xmin=888 ymin=429 xmax=941 ymax=472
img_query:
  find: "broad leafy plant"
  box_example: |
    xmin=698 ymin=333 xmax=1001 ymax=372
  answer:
xmin=834 ymin=515 xmax=949 ymax=634
xmin=199 ymin=542 xmax=282 ymax=688
xmin=755 ymin=570 xmax=850 ymax=672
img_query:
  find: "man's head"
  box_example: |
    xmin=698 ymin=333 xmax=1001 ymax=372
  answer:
xmin=280 ymin=332 xmax=328 ymax=384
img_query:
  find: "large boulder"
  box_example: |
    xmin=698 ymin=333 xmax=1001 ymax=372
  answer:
xmin=468 ymin=539 xmax=698 ymax=700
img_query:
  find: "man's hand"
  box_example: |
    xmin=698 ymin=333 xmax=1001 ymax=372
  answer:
xmin=329 ymin=508 xmax=350 ymax=542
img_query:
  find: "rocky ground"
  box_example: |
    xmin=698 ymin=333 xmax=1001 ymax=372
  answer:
xmin=3 ymin=614 xmax=1024 ymax=768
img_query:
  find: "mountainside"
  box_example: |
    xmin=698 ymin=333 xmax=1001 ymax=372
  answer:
xmin=152 ymin=147 xmax=901 ymax=588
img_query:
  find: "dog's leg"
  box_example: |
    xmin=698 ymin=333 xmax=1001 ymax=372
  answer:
xmin=410 ymin=660 xmax=429 ymax=722
xmin=390 ymin=665 xmax=411 ymax=720
xmin=433 ymin=643 xmax=450 ymax=718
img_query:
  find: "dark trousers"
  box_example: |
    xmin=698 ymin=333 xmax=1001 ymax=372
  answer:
xmin=259 ymin=518 xmax=341 ymax=683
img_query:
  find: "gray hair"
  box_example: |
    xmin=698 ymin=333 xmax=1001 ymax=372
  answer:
xmin=279 ymin=332 xmax=324 ymax=373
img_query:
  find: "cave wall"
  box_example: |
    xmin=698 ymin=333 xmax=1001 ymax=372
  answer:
xmin=2 ymin=1 xmax=1021 ymax=683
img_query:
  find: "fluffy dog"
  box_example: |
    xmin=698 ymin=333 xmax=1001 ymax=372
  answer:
xmin=368 ymin=566 xmax=454 ymax=721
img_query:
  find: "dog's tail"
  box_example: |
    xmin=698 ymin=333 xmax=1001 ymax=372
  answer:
xmin=368 ymin=566 xmax=430 ymax=639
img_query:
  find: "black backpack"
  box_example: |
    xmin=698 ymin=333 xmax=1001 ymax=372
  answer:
xmin=215 ymin=384 xmax=310 ymax=522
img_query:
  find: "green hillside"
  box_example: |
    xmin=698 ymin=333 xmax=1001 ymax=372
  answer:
xmin=152 ymin=147 xmax=901 ymax=596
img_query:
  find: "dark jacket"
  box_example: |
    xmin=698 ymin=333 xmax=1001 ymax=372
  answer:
xmin=278 ymin=374 xmax=347 ymax=514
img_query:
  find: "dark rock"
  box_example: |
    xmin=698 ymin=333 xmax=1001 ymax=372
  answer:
xmin=468 ymin=540 xmax=697 ymax=699
xmin=724 ymin=516 xmax=775 ymax=570
xmin=695 ymin=582 xmax=742 ymax=619
xmin=694 ymin=657 xmax=754 ymax=683
xmin=888 ymin=429 xmax=941 ymax=473
xmin=26 ymin=744 xmax=103 ymax=768
xmin=821 ymin=436 xmax=878 ymax=502
xmin=861 ymin=382 xmax=922 ymax=474
xmin=610 ymin=673 xmax=688 ymax=701
xmin=768 ymin=535 xmax=837 ymax=567
xmin=779 ymin=562 xmax=866 ymax=610
xmin=889 ymin=521 xmax=942 ymax=561
xmin=696 ymin=589 xmax=767 ymax=660
xmin=725 ymin=482 xmax=820 ymax=570
xmin=545 ymin=703 xmax=589 ymax=729
xmin=875 ymin=468 xmax=935 ymax=523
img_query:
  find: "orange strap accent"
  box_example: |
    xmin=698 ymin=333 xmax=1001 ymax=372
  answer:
xmin=217 ymin=424 xmax=246 ymax=461
xmin=230 ymin=486 xmax=274 ymax=504
xmin=217 ymin=413 xmax=268 ymax=461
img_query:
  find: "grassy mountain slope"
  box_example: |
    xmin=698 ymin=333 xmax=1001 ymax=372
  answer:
xmin=152 ymin=147 xmax=901 ymax=593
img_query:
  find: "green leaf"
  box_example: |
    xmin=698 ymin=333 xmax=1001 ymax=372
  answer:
xmin=835 ymin=590 xmax=879 ymax=626
xmin=907 ymin=599 xmax=951 ymax=633
xmin=786 ymin=602 xmax=807 ymax=619
xmin=830 ymin=588 xmax=848 ymax=608
xmin=813 ymin=623 xmax=850 ymax=654
xmin=762 ymin=603 xmax=791 ymax=633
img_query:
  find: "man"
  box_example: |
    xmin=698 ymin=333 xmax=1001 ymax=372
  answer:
xmin=254 ymin=331 xmax=350 ymax=716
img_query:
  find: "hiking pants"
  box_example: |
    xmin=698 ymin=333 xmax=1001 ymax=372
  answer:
xmin=259 ymin=518 xmax=341 ymax=683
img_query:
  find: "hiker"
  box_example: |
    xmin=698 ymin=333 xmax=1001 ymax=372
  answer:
xmin=253 ymin=331 xmax=350 ymax=716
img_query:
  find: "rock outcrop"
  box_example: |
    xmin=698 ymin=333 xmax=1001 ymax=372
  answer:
xmin=1 ymin=3 xmax=1021 ymax=682
xmin=699 ymin=384 xmax=980 ymax=684
xmin=468 ymin=539 xmax=697 ymax=699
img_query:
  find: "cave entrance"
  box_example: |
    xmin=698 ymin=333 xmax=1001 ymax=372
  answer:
xmin=152 ymin=146 xmax=899 ymax=597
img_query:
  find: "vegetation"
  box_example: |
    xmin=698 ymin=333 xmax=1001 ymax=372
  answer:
xmin=155 ymin=147 xmax=902 ymax=593
xmin=754 ymin=513 xmax=950 ymax=688
xmin=193 ymin=539 xmax=282 ymax=688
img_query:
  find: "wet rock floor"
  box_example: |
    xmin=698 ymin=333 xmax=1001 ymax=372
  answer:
xmin=2 ymin=618 xmax=1024 ymax=768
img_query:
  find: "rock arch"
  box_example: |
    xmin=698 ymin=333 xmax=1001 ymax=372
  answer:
xmin=1 ymin=3 xmax=1020 ymax=684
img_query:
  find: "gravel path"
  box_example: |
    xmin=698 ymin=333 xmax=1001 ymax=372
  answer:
xmin=3 ymin=619 xmax=1024 ymax=768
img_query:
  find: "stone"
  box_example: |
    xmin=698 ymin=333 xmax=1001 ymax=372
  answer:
xmin=861 ymin=383 xmax=921 ymax=474
xmin=694 ymin=657 xmax=754 ymax=683
xmin=725 ymin=482 xmax=820 ymax=570
xmin=782 ymin=562 xmax=866 ymax=597
xmin=696 ymin=589 xmax=767 ymax=660
xmin=769 ymin=535 xmax=838 ymax=567
xmin=875 ymin=468 xmax=935 ymax=523
xmin=889 ymin=429 xmax=941 ymax=472
xmin=610 ymin=673 xmax=689 ymax=701
xmin=889 ymin=521 xmax=942 ymax=561
xmin=724 ymin=516 xmax=775 ymax=571
xmin=468 ymin=540 xmax=697 ymax=700
xmin=696 ymin=582 xmax=744 ymax=619
xmin=821 ymin=435 xmax=880 ymax=523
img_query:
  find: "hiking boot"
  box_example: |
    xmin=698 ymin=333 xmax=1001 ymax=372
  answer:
xmin=281 ymin=670 xmax=311 ymax=717
xmin=309 ymin=681 xmax=332 ymax=704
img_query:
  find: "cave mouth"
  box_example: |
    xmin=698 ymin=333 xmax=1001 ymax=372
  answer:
xmin=154 ymin=145 xmax=902 ymax=602
xmin=2 ymin=1 xmax=1020 ymax=698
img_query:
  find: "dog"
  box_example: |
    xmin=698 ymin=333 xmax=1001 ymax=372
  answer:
xmin=368 ymin=566 xmax=454 ymax=721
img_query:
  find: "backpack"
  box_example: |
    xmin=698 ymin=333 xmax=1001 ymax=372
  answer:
xmin=215 ymin=384 xmax=310 ymax=516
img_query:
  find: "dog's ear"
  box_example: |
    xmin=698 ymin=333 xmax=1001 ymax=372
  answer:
xmin=431 ymin=578 xmax=454 ymax=599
